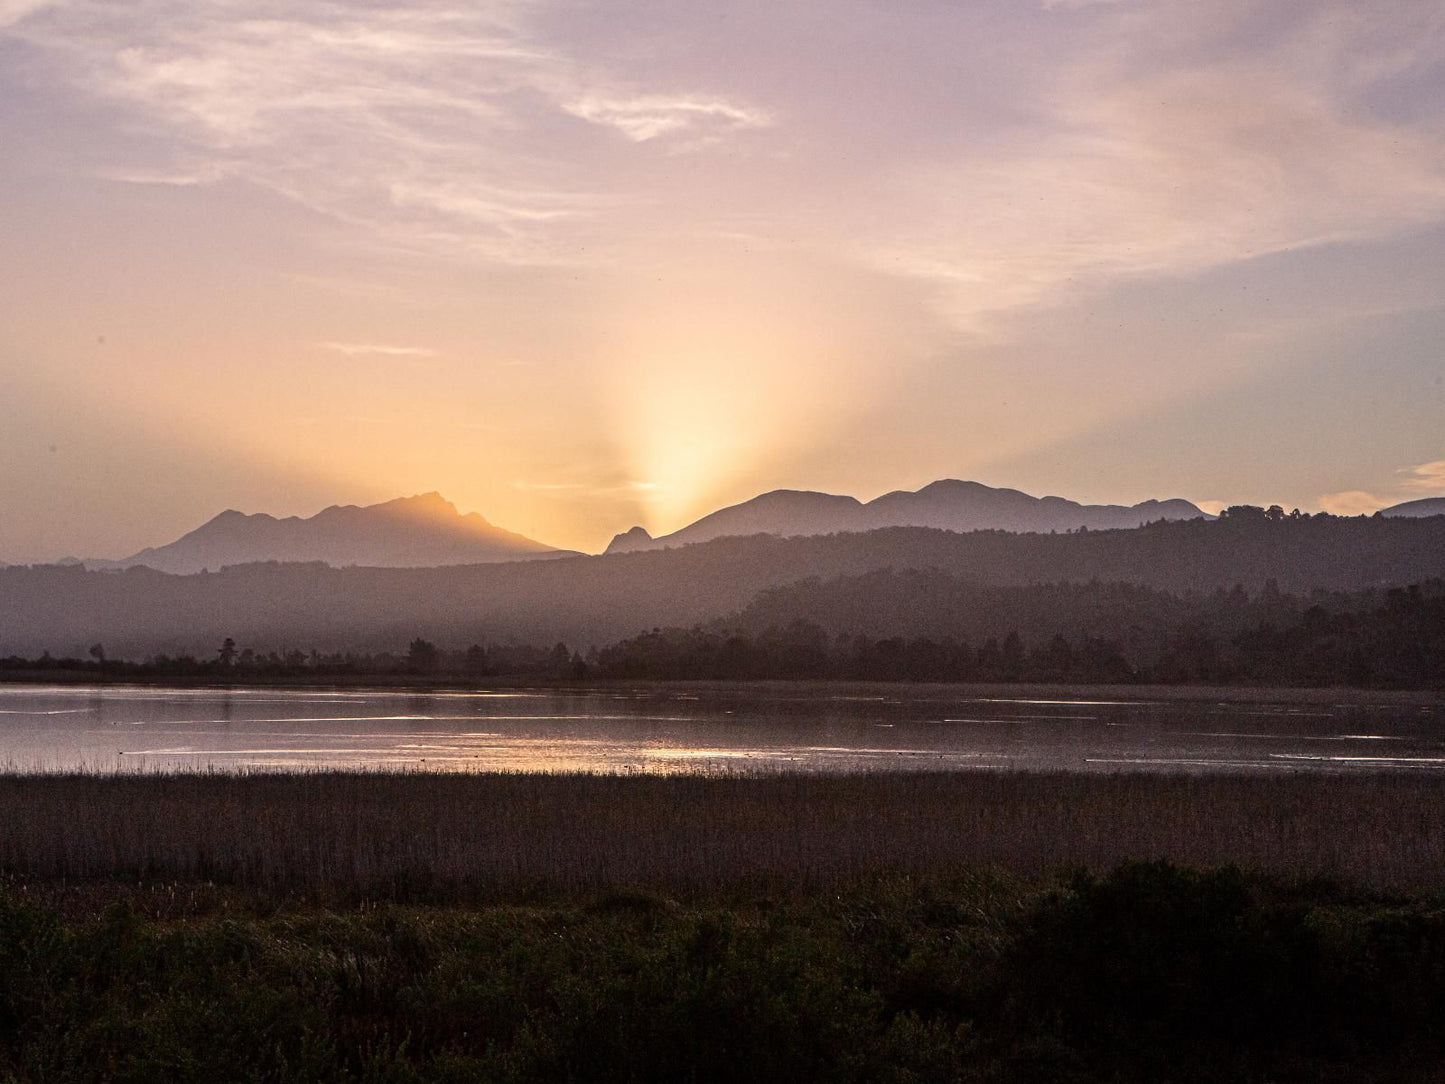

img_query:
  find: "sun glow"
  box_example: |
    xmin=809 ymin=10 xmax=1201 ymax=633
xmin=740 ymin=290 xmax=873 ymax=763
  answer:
xmin=611 ymin=342 xmax=808 ymax=534
xmin=603 ymin=257 xmax=880 ymax=535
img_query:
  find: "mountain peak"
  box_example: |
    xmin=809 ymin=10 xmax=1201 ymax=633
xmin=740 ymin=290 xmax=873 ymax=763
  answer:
xmin=399 ymin=490 xmax=452 ymax=507
xmin=605 ymin=525 xmax=655 ymax=554
xmin=100 ymin=493 xmax=569 ymax=574
xmin=916 ymin=478 xmax=985 ymax=493
xmin=205 ymin=508 xmax=269 ymax=525
xmin=381 ymin=491 xmax=461 ymax=518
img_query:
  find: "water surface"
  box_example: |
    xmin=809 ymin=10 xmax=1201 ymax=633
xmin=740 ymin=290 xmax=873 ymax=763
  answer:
xmin=1 ymin=682 xmax=1441 ymax=775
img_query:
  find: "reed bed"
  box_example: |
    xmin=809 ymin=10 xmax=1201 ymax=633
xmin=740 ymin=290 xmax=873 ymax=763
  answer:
xmin=2 ymin=769 xmax=1444 ymax=898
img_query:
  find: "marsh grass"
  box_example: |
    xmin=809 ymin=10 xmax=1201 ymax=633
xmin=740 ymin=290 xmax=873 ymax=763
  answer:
xmin=6 ymin=771 xmax=1445 ymax=1081
xmin=2 ymin=769 xmax=1444 ymax=901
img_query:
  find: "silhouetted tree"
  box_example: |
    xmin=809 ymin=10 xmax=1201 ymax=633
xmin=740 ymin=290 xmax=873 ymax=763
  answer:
xmin=1001 ymin=631 xmax=1024 ymax=679
xmin=407 ymin=638 xmax=441 ymax=674
xmin=463 ymin=644 xmax=489 ymax=674
xmin=549 ymin=642 xmax=572 ymax=677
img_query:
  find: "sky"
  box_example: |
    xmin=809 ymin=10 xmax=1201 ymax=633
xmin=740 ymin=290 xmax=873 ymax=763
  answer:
xmin=2 ymin=0 xmax=1444 ymax=561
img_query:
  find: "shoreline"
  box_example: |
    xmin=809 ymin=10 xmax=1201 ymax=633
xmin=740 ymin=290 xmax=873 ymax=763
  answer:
xmin=2 ymin=671 xmax=1441 ymax=704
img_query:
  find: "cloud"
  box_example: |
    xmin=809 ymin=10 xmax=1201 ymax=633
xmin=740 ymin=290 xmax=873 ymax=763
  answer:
xmin=318 ymin=342 xmax=439 ymax=359
xmin=8 ymin=0 xmax=1445 ymax=358
xmin=95 ymin=164 xmax=226 ymax=186
xmin=563 ymin=93 xmax=769 ymax=143
xmin=1318 ymin=490 xmax=1389 ymax=516
xmin=1319 ymin=458 xmax=1445 ymax=515
xmin=1400 ymin=459 xmax=1445 ymax=492
xmin=866 ymin=0 xmax=1445 ymax=332
xmin=2 ymin=1 xmax=768 ymax=265
xmin=388 ymin=182 xmax=582 ymax=225
xmin=0 ymin=0 xmax=60 ymax=29
xmin=12 ymin=0 xmax=1443 ymax=308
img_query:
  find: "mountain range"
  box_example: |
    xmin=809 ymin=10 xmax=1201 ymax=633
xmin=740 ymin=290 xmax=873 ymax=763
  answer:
xmin=43 ymin=483 xmax=1445 ymax=576
xmin=84 ymin=493 xmax=572 ymax=575
xmin=606 ymin=479 xmax=1209 ymax=553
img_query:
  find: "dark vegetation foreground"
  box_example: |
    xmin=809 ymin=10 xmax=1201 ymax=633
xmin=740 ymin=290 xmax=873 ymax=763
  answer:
xmin=5 ymin=771 xmax=1445 ymax=1082
xmin=6 ymin=864 xmax=1445 ymax=1083
xmin=5 ymin=770 xmax=1445 ymax=894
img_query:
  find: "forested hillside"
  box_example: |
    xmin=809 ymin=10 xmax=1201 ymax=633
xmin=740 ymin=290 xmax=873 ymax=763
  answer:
xmin=1 ymin=509 xmax=1441 ymax=659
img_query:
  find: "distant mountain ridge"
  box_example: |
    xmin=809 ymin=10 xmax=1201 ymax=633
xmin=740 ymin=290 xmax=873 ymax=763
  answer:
xmin=89 ymin=493 xmax=571 ymax=574
xmin=607 ymin=479 xmax=1207 ymax=553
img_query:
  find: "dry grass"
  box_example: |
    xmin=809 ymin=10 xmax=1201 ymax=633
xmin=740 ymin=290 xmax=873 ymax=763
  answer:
xmin=2 ymin=769 xmax=1444 ymax=899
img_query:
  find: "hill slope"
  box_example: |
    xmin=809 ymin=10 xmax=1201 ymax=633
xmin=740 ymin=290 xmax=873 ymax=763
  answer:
xmin=1379 ymin=497 xmax=1445 ymax=519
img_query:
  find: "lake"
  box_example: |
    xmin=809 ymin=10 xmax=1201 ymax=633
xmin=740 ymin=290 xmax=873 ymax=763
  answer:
xmin=1 ymin=681 xmax=1442 ymax=775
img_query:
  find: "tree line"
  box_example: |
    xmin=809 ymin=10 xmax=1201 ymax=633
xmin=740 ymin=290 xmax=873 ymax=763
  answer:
xmin=3 ymin=576 xmax=1441 ymax=689
xmin=592 ymin=580 xmax=1444 ymax=687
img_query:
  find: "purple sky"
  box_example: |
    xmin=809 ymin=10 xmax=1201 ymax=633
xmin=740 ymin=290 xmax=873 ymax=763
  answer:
xmin=2 ymin=0 xmax=1443 ymax=559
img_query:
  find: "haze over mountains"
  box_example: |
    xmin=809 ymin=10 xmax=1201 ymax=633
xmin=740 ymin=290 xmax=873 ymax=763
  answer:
xmin=53 ymin=480 xmax=1214 ymax=573
xmin=606 ymin=480 xmax=1208 ymax=553
xmin=83 ymin=493 xmax=571 ymax=575
xmin=40 ymin=481 xmax=1443 ymax=577
xmin=6 ymin=512 xmax=1445 ymax=660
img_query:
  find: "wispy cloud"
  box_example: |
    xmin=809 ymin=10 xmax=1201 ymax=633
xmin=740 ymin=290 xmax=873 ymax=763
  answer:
xmin=12 ymin=0 xmax=1443 ymax=309
xmin=318 ymin=342 xmax=438 ymax=359
xmin=0 ymin=0 xmax=61 ymax=29
xmin=95 ymin=164 xmax=226 ymax=186
xmin=1400 ymin=459 xmax=1445 ymax=493
xmin=866 ymin=0 xmax=1445 ymax=332
xmin=563 ymin=93 xmax=769 ymax=143
xmin=3 ymin=1 xmax=768 ymax=265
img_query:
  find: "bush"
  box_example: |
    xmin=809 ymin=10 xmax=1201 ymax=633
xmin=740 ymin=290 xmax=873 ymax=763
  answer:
xmin=997 ymin=861 xmax=1445 ymax=1079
